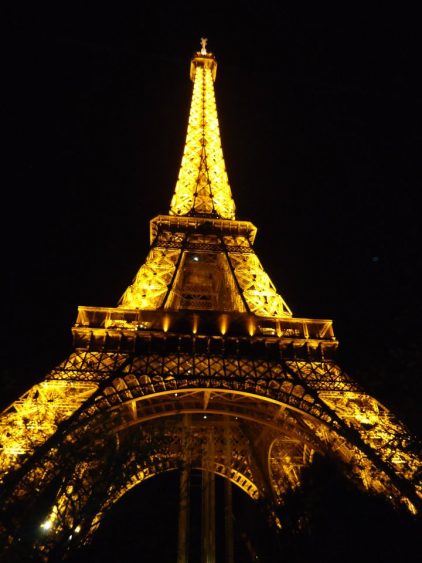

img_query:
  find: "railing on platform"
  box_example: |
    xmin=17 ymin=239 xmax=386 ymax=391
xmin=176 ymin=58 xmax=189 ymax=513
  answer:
xmin=74 ymin=306 xmax=336 ymax=345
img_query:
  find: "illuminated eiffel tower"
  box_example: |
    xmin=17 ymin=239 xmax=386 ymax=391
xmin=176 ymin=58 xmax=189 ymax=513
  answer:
xmin=1 ymin=39 xmax=420 ymax=561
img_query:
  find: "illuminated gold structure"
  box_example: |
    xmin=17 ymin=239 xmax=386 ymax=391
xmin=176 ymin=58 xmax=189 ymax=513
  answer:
xmin=0 ymin=41 xmax=420 ymax=560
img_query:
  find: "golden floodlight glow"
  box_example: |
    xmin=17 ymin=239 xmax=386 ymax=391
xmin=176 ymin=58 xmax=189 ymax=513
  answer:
xmin=119 ymin=248 xmax=181 ymax=309
xmin=116 ymin=46 xmax=292 ymax=317
xmin=170 ymin=49 xmax=235 ymax=219
xmin=39 ymin=507 xmax=58 ymax=533
xmin=192 ymin=314 xmax=199 ymax=334
xmin=40 ymin=520 xmax=52 ymax=531
xmin=0 ymin=381 xmax=98 ymax=478
xmin=0 ymin=41 xmax=420 ymax=559
xmin=162 ymin=314 xmax=171 ymax=333
xmin=247 ymin=317 xmax=256 ymax=337
xmin=218 ymin=314 xmax=229 ymax=335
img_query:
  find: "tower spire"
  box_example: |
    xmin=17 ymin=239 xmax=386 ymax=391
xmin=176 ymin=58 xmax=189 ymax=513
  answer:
xmin=170 ymin=40 xmax=236 ymax=219
xmin=200 ymin=37 xmax=208 ymax=55
xmin=119 ymin=41 xmax=292 ymax=316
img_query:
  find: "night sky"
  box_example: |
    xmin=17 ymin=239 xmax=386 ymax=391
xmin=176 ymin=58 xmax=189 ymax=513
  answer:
xmin=3 ymin=4 xmax=421 ymax=561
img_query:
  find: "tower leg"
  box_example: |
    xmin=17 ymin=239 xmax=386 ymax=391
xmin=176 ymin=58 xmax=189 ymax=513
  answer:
xmin=178 ymin=415 xmax=191 ymax=563
xmin=224 ymin=418 xmax=234 ymax=563
xmin=177 ymin=463 xmax=190 ymax=563
xmin=224 ymin=479 xmax=234 ymax=563
xmin=201 ymin=432 xmax=216 ymax=563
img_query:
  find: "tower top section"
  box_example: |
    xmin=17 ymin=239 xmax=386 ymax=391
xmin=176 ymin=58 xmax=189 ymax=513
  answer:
xmin=170 ymin=40 xmax=236 ymax=219
xmin=189 ymin=37 xmax=217 ymax=82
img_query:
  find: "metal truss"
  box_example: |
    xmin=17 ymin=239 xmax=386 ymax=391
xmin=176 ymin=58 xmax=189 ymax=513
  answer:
xmin=0 ymin=380 xmax=97 ymax=479
xmin=226 ymin=245 xmax=292 ymax=317
xmin=2 ymin=43 xmax=421 ymax=561
xmin=119 ymin=243 xmax=182 ymax=309
xmin=169 ymin=51 xmax=236 ymax=219
xmin=1 ymin=336 xmax=420 ymax=560
xmin=118 ymin=227 xmax=292 ymax=316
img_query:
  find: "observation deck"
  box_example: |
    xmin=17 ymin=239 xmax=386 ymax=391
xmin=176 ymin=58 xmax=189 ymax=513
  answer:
xmin=73 ymin=306 xmax=338 ymax=359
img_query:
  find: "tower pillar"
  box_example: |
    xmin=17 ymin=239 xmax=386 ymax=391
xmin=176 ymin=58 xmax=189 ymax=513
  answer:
xmin=224 ymin=418 xmax=234 ymax=563
xmin=201 ymin=430 xmax=216 ymax=563
xmin=178 ymin=415 xmax=191 ymax=563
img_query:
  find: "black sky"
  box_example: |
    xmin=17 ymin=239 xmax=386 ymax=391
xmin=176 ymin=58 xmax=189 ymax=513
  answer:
xmin=3 ymin=4 xmax=421 ymax=560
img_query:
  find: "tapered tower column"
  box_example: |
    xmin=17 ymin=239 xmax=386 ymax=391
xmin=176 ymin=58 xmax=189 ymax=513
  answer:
xmin=178 ymin=415 xmax=191 ymax=563
xmin=201 ymin=430 xmax=216 ymax=563
xmin=224 ymin=418 xmax=234 ymax=563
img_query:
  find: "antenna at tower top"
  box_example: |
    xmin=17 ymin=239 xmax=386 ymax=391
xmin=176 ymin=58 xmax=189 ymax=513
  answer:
xmin=200 ymin=37 xmax=208 ymax=55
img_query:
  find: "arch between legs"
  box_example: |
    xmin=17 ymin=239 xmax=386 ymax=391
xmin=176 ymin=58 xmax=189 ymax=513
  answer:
xmin=40 ymin=391 xmax=326 ymax=552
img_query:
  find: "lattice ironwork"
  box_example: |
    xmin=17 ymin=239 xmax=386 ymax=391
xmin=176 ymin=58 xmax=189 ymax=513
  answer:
xmin=0 ymin=380 xmax=98 ymax=479
xmin=170 ymin=50 xmax=235 ymax=219
xmin=1 ymin=359 xmax=419 ymax=557
xmin=227 ymin=250 xmax=292 ymax=317
xmin=119 ymin=245 xmax=182 ymax=309
xmin=1 ymin=42 xmax=420 ymax=561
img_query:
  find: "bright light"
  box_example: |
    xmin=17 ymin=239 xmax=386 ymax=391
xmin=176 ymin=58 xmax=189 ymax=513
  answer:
xmin=40 ymin=520 xmax=52 ymax=531
xmin=162 ymin=314 xmax=170 ymax=333
xmin=219 ymin=314 xmax=228 ymax=335
xmin=192 ymin=314 xmax=198 ymax=334
xmin=170 ymin=61 xmax=236 ymax=219
xmin=247 ymin=318 xmax=256 ymax=337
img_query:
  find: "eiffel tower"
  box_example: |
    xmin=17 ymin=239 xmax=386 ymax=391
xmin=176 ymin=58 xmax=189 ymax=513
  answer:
xmin=1 ymin=39 xmax=421 ymax=561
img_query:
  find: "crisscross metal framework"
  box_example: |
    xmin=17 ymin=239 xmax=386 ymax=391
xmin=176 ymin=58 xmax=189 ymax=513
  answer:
xmin=1 ymin=44 xmax=421 ymax=561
